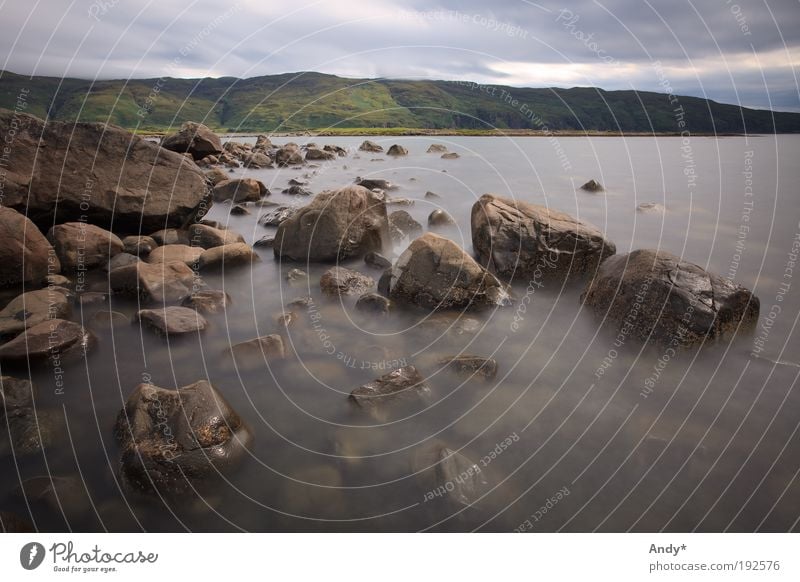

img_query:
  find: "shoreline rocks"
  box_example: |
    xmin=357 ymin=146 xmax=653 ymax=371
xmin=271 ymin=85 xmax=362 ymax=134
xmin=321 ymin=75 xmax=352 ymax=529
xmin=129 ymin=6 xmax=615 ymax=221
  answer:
xmin=0 ymin=207 xmax=60 ymax=286
xmin=161 ymin=122 xmax=223 ymax=160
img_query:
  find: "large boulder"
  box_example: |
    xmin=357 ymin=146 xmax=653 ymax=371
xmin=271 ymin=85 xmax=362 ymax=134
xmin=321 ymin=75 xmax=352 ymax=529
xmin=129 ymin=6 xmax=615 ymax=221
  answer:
xmin=380 ymin=233 xmax=510 ymax=311
xmin=274 ymin=185 xmax=389 ymax=262
xmin=0 ymin=288 xmax=71 ymax=339
xmin=109 ymin=261 xmax=199 ymax=303
xmin=114 ymin=380 xmax=253 ymax=493
xmin=212 ymin=178 xmax=268 ymax=203
xmin=0 ymin=206 xmax=59 ymax=286
xmin=471 ymin=194 xmax=616 ymax=282
xmin=161 ymin=121 xmax=222 ymax=160
xmin=582 ymin=249 xmax=760 ymax=347
xmin=0 ymin=110 xmax=212 ymax=234
xmin=47 ymin=222 xmax=124 ymax=270
xmin=275 ymin=143 xmax=304 ymax=166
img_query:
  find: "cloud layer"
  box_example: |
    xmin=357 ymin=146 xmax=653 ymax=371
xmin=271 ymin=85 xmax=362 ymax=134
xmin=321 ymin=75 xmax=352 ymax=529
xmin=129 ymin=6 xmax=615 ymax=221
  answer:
xmin=1 ymin=0 xmax=798 ymax=110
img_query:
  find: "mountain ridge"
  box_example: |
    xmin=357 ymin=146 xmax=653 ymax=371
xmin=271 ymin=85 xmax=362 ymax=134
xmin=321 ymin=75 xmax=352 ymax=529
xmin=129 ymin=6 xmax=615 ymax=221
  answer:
xmin=1 ymin=69 xmax=798 ymax=134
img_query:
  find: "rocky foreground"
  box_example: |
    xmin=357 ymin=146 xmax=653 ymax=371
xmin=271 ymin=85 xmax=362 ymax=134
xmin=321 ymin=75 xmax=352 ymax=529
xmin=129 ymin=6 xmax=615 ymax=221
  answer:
xmin=0 ymin=114 xmax=760 ymax=514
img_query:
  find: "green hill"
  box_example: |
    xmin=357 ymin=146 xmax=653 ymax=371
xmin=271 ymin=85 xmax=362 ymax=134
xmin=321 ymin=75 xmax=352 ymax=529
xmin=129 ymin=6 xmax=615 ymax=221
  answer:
xmin=1 ymin=70 xmax=798 ymax=134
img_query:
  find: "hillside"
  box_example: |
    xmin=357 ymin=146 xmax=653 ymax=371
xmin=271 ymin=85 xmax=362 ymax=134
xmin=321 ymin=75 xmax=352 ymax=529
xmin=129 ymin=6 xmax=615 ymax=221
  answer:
xmin=1 ymin=70 xmax=798 ymax=134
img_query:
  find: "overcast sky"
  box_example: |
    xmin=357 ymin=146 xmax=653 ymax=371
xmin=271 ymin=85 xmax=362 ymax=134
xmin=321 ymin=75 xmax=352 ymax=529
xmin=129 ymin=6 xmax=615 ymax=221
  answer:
xmin=0 ymin=0 xmax=798 ymax=111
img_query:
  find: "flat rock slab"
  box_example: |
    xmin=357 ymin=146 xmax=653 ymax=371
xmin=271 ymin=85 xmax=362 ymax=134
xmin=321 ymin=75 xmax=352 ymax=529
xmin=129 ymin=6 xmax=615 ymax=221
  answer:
xmin=349 ymin=365 xmax=431 ymax=409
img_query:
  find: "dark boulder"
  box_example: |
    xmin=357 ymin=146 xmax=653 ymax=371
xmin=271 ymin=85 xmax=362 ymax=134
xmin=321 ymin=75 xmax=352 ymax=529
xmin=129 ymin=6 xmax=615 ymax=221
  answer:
xmin=582 ymin=249 xmax=760 ymax=347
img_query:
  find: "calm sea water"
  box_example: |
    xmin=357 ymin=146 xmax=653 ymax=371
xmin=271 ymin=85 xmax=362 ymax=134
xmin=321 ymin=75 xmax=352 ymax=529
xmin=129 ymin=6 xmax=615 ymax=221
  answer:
xmin=2 ymin=135 xmax=799 ymax=532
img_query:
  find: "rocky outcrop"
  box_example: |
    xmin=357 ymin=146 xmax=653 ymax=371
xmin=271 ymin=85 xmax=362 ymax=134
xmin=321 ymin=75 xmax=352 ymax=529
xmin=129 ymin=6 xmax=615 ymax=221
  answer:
xmin=213 ymin=178 xmax=268 ymax=203
xmin=0 ymin=110 xmax=211 ymax=234
xmin=229 ymin=334 xmax=285 ymax=364
xmin=320 ymin=267 xmax=374 ymax=296
xmin=47 ymin=222 xmax=124 ymax=270
xmin=109 ymin=261 xmax=199 ymax=303
xmin=274 ymin=185 xmax=389 ymax=262
xmin=161 ymin=122 xmax=222 ymax=160
xmin=0 ymin=206 xmax=59 ymax=286
xmin=471 ymin=194 xmax=616 ymax=282
xmin=135 ymin=306 xmax=208 ymax=336
xmin=582 ymin=249 xmax=760 ymax=347
xmin=380 ymin=233 xmax=510 ymax=311
xmin=114 ymin=380 xmax=253 ymax=493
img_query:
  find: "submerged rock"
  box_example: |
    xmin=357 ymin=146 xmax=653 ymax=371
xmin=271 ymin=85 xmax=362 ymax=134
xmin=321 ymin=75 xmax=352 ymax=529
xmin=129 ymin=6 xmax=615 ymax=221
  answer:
xmin=0 ymin=375 xmax=36 ymax=412
xmin=582 ymin=249 xmax=760 ymax=347
xmin=426 ymin=144 xmax=448 ymax=153
xmin=441 ymin=152 xmax=460 ymax=159
xmin=349 ymin=366 xmax=431 ymax=409
xmin=471 ymin=194 xmax=616 ymax=282
xmin=0 ymin=110 xmax=211 ymax=234
xmin=637 ymin=202 xmax=666 ymax=214
xmin=413 ymin=444 xmax=490 ymax=507
xmin=356 ymin=177 xmax=396 ymax=191
xmin=380 ymin=233 xmax=510 ymax=310
xmin=355 ymin=292 xmax=391 ymax=316
xmin=438 ymin=355 xmax=498 ymax=380
xmin=1 ymin=408 xmax=64 ymax=456
xmin=114 ymin=380 xmax=253 ymax=494
xmin=229 ymin=334 xmax=286 ymax=364
xmin=135 ymin=306 xmax=208 ymax=336
xmin=161 ymin=121 xmax=222 ymax=160
xmin=320 ymin=267 xmax=375 ymax=296
xmin=274 ymin=185 xmax=389 ymax=262
xmin=0 ymin=207 xmax=60 ymax=286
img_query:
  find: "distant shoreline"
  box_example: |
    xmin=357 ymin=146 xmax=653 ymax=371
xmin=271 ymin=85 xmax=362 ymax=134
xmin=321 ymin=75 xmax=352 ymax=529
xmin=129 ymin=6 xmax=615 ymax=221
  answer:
xmin=136 ymin=128 xmax=757 ymax=138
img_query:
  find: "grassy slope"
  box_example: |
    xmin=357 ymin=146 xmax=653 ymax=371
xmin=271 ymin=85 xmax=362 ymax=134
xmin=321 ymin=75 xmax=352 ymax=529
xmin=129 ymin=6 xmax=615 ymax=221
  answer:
xmin=1 ymin=70 xmax=798 ymax=133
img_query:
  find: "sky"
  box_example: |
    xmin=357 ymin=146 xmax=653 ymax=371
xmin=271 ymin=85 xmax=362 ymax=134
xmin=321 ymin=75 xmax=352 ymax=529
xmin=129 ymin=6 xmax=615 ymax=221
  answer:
xmin=0 ymin=0 xmax=798 ymax=111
